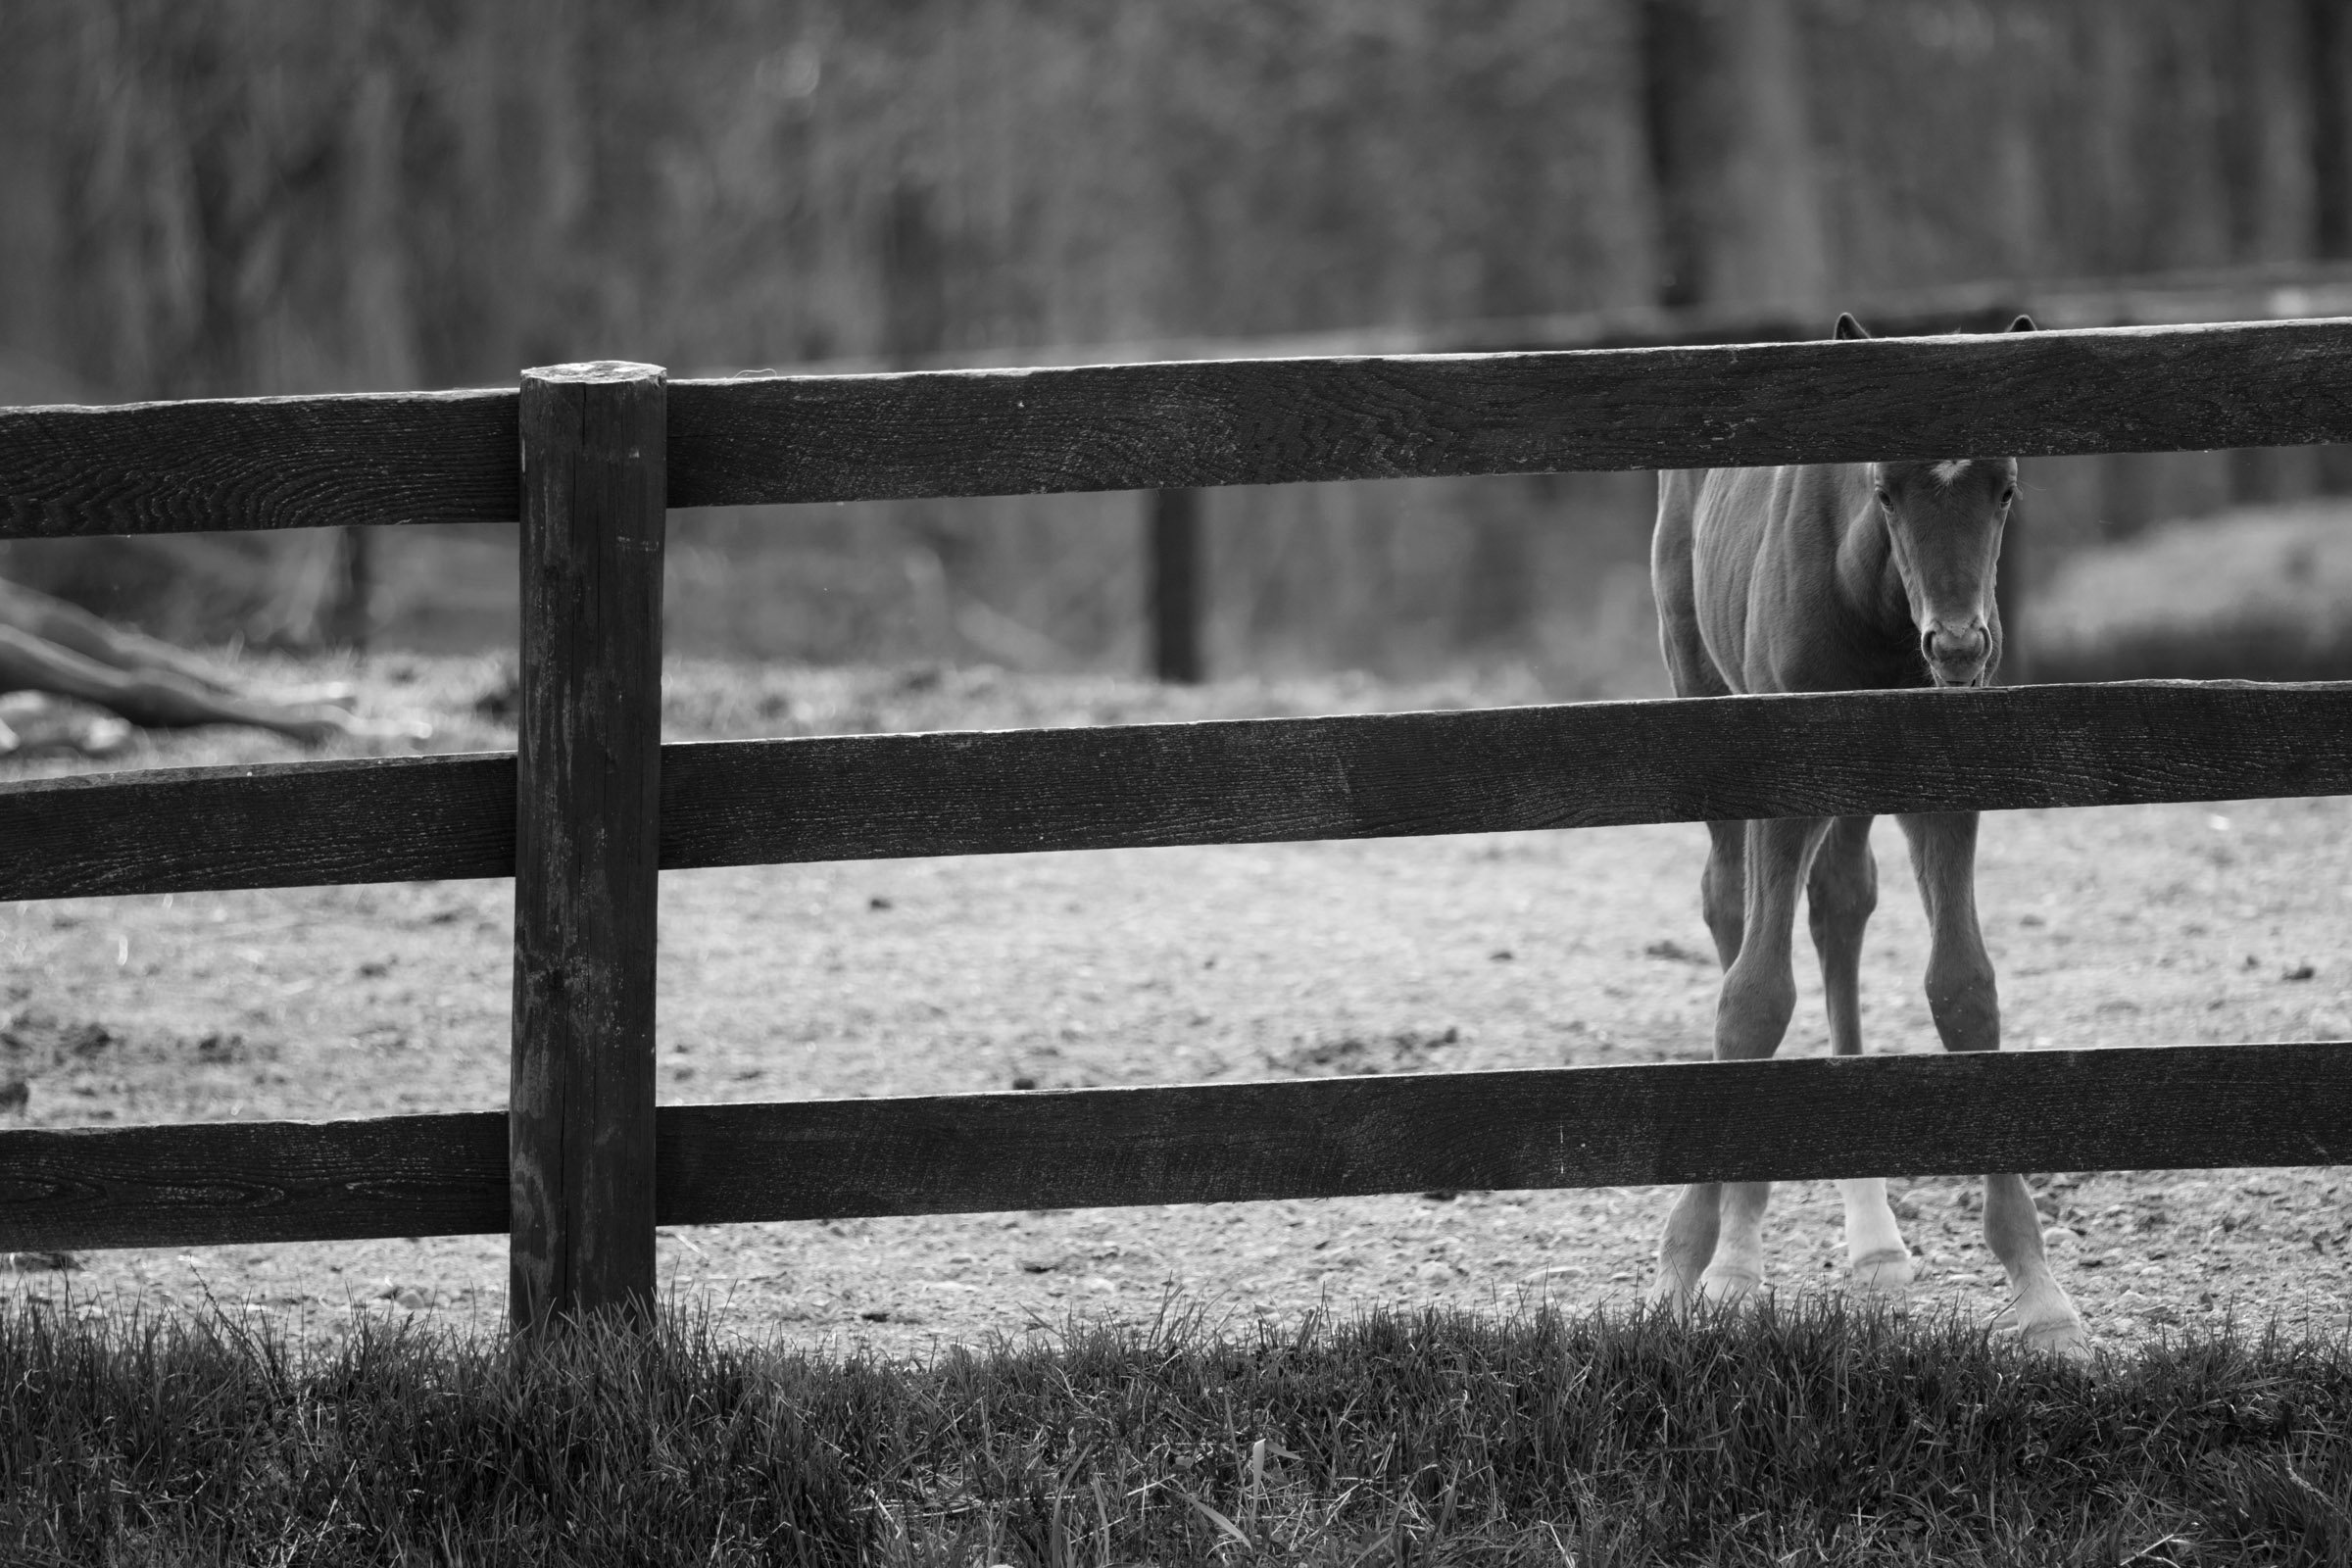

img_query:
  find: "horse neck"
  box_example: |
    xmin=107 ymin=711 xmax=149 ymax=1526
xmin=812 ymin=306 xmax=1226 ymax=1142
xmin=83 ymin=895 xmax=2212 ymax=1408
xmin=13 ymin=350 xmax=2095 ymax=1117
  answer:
xmin=1828 ymin=475 xmax=1910 ymax=638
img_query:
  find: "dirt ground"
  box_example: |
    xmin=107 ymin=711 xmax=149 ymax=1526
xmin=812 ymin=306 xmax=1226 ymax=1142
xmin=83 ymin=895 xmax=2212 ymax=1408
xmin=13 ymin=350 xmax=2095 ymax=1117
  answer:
xmin=5 ymin=656 xmax=2352 ymax=1361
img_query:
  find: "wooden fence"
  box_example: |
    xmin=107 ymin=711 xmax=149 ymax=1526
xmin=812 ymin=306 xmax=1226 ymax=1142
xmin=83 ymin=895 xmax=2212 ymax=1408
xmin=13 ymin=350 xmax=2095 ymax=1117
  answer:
xmin=7 ymin=319 xmax=2352 ymax=1331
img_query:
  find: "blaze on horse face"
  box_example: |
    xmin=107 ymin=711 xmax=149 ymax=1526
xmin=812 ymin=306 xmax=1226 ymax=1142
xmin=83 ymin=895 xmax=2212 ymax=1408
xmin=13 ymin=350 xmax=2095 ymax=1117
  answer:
xmin=1869 ymin=455 xmax=2014 ymax=688
xmin=1834 ymin=311 xmax=2034 ymax=689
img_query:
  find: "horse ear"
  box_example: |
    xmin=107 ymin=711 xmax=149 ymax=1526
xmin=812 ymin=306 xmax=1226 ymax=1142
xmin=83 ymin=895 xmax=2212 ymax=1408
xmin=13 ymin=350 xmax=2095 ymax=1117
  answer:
xmin=2007 ymin=314 xmax=2037 ymax=332
xmin=1834 ymin=313 xmax=1870 ymax=340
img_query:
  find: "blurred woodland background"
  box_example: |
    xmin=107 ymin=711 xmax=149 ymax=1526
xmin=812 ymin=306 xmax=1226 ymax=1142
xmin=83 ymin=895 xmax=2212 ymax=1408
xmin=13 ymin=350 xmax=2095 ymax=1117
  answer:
xmin=5 ymin=0 xmax=2352 ymax=691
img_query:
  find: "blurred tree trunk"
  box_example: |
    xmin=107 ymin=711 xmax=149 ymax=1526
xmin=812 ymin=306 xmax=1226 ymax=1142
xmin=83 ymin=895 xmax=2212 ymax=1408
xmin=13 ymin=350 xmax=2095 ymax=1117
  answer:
xmin=2226 ymin=1 xmax=2318 ymax=259
xmin=2312 ymin=0 xmax=2352 ymax=259
xmin=1641 ymin=0 xmax=1828 ymax=313
xmin=881 ymin=177 xmax=949 ymax=369
xmin=1448 ymin=2 xmax=1659 ymax=662
xmin=2224 ymin=1 xmax=2326 ymax=505
xmin=882 ymin=174 xmax=969 ymax=659
xmin=322 ymin=41 xmax=416 ymax=651
xmin=2305 ymin=0 xmax=2352 ymax=493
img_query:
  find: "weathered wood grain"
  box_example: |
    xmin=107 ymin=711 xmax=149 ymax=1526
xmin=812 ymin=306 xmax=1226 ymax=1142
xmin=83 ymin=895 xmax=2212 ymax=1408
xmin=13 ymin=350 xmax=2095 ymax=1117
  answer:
xmin=0 ymin=1112 xmax=506 ymax=1250
xmin=0 ymin=387 xmax=515 ymax=538
xmin=510 ymin=363 xmax=666 ymax=1331
xmin=665 ymin=319 xmax=2352 ymax=506
xmin=8 ymin=1043 xmax=2348 ymax=1251
xmin=4 ymin=680 xmax=2351 ymax=902
xmin=0 ymin=752 xmax=514 ymax=899
xmin=10 ymin=321 xmax=2352 ymax=535
xmin=659 ymin=680 xmax=2352 ymax=867
xmin=657 ymin=1041 xmax=2352 ymax=1223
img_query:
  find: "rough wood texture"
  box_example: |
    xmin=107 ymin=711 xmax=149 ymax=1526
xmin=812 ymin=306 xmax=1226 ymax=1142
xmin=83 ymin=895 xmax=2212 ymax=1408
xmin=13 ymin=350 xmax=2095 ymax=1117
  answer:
xmin=665 ymin=320 xmax=2352 ymax=506
xmin=1150 ymin=487 xmax=1204 ymax=683
xmin=0 ymin=753 xmax=514 ymax=900
xmin=0 ymin=387 xmax=515 ymax=537
xmin=8 ymin=1043 xmax=2348 ymax=1251
xmin=5 ymin=680 xmax=2351 ymax=902
xmin=656 ymin=1041 xmax=2352 ymax=1223
xmin=511 ymin=363 xmax=666 ymax=1331
xmin=658 ymin=678 xmax=2352 ymax=862
xmin=0 ymin=1112 xmax=506 ymax=1251
xmin=12 ymin=321 xmax=2352 ymax=535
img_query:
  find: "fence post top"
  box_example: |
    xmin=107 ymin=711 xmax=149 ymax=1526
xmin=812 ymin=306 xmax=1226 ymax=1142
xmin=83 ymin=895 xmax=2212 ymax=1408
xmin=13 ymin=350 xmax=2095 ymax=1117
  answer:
xmin=522 ymin=361 xmax=667 ymax=384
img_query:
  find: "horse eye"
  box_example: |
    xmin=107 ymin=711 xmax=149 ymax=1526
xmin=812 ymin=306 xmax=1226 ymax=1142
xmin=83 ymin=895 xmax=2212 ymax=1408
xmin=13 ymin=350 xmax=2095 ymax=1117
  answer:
xmin=2001 ymin=488 xmax=2016 ymax=507
xmin=1875 ymin=490 xmax=1893 ymax=510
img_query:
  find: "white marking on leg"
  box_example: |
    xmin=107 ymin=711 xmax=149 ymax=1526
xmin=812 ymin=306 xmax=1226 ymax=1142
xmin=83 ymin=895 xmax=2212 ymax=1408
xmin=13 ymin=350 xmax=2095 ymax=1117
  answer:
xmin=1698 ymin=1181 xmax=1771 ymax=1304
xmin=1839 ymin=1177 xmax=1915 ymax=1295
xmin=1838 ymin=1178 xmax=1904 ymax=1258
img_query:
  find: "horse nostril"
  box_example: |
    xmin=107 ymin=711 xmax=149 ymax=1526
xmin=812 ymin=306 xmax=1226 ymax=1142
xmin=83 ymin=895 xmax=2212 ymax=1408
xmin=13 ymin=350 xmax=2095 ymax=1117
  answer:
xmin=1923 ymin=623 xmax=1990 ymax=667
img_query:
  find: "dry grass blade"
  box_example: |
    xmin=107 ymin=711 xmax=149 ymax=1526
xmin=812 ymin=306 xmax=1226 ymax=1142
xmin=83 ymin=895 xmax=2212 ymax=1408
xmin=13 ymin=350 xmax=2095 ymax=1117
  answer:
xmin=1171 ymin=1485 xmax=1255 ymax=1554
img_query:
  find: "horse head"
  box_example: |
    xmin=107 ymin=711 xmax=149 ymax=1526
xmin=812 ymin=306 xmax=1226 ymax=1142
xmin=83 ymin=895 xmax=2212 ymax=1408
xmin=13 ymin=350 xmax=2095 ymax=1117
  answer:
xmin=1838 ymin=312 xmax=2033 ymax=688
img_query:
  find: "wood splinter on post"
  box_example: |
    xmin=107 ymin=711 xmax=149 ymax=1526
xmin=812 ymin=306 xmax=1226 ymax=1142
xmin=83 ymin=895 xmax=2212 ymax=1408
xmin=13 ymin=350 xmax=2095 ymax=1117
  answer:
xmin=510 ymin=361 xmax=666 ymax=1335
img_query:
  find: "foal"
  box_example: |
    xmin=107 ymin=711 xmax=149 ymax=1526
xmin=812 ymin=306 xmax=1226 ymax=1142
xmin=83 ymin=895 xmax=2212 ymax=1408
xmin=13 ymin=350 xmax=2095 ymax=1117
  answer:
xmin=1644 ymin=312 xmax=2087 ymax=1358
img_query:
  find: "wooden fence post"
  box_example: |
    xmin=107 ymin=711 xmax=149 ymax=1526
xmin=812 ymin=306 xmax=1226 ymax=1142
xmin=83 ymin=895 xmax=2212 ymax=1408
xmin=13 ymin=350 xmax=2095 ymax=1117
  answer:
xmin=1150 ymin=487 xmax=1204 ymax=683
xmin=511 ymin=361 xmax=667 ymax=1334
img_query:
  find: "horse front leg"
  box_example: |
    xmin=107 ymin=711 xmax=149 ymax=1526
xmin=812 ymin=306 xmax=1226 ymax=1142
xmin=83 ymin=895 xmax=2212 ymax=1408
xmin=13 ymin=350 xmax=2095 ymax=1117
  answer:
xmin=1651 ymin=821 xmax=1743 ymax=1311
xmin=1808 ymin=814 xmax=1914 ymax=1300
xmin=1699 ymin=818 xmax=1746 ymax=968
xmin=1897 ymin=810 xmax=2088 ymax=1360
xmin=1652 ymin=814 xmax=1827 ymax=1313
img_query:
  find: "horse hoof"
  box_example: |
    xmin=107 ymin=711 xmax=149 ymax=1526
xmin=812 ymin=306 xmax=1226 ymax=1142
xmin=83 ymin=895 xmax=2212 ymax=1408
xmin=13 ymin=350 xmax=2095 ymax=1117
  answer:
xmin=1848 ymin=1249 xmax=1915 ymax=1299
xmin=1991 ymin=1307 xmax=2093 ymax=1364
xmin=1643 ymin=1276 xmax=1697 ymax=1319
xmin=1695 ymin=1266 xmax=1763 ymax=1308
xmin=2020 ymin=1318 xmax=2094 ymax=1363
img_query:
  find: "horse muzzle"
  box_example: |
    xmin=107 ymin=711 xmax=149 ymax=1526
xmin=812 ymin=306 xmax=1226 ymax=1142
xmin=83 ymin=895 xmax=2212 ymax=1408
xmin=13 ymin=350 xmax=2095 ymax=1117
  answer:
xmin=1921 ymin=620 xmax=1991 ymax=687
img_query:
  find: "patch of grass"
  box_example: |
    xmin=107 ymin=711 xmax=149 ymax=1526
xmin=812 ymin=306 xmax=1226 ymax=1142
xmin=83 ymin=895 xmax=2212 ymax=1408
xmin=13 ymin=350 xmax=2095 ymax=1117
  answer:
xmin=7 ymin=1292 xmax=2352 ymax=1565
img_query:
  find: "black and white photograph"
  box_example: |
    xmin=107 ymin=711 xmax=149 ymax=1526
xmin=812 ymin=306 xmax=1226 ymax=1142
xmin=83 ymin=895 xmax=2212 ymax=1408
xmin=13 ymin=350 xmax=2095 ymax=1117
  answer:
xmin=8 ymin=2 xmax=2352 ymax=1561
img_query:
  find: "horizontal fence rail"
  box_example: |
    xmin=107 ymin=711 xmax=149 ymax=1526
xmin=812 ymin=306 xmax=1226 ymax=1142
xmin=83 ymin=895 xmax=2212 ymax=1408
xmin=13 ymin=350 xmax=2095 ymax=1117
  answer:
xmin=666 ymin=320 xmax=2352 ymax=504
xmin=5 ymin=680 xmax=2350 ymax=903
xmin=4 ymin=1041 xmax=2347 ymax=1253
xmin=0 ymin=386 xmax=517 ymax=538
xmin=10 ymin=320 xmax=2352 ymax=535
